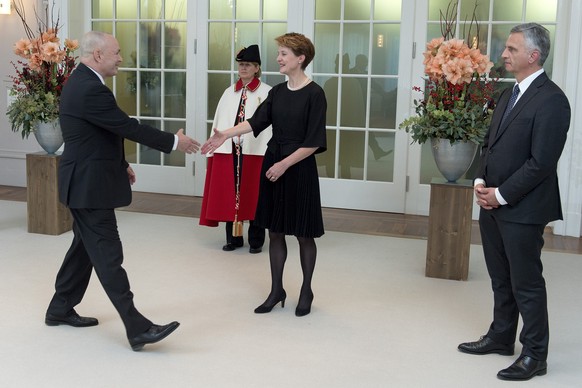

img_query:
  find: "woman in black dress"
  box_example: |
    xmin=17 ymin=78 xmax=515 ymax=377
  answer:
xmin=202 ymin=32 xmax=326 ymax=317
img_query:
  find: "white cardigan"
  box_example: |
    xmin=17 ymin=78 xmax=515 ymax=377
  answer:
xmin=210 ymin=80 xmax=272 ymax=156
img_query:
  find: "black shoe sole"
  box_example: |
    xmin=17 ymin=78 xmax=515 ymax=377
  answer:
xmin=497 ymin=368 xmax=547 ymax=381
xmin=458 ymin=346 xmax=514 ymax=356
xmin=45 ymin=317 xmax=98 ymax=328
xmin=130 ymin=323 xmax=180 ymax=351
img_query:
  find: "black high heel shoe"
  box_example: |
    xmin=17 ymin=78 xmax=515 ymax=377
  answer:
xmin=295 ymin=291 xmax=314 ymax=317
xmin=254 ymin=290 xmax=286 ymax=314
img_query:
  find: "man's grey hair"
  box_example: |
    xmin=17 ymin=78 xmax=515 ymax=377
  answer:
xmin=511 ymin=23 xmax=551 ymax=66
xmin=80 ymin=31 xmax=109 ymax=58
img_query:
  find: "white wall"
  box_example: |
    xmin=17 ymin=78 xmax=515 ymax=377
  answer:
xmin=0 ymin=0 xmax=46 ymax=186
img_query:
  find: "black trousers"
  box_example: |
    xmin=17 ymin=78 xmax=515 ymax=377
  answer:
xmin=225 ymin=220 xmax=265 ymax=248
xmin=46 ymin=208 xmax=151 ymax=338
xmin=227 ymin=142 xmax=265 ymax=248
xmin=479 ymin=210 xmax=549 ymax=360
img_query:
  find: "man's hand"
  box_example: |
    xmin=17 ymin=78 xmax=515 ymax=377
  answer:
xmin=201 ymin=128 xmax=228 ymax=155
xmin=127 ymin=165 xmax=136 ymax=185
xmin=176 ymin=128 xmax=201 ymax=154
xmin=475 ymin=184 xmax=500 ymax=209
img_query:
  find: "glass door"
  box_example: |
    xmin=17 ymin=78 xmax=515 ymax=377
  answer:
xmin=90 ymin=0 xmax=197 ymax=195
xmin=310 ymin=0 xmax=412 ymax=212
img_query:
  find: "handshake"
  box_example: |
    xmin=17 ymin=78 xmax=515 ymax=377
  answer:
xmin=175 ymin=128 xmax=201 ymax=154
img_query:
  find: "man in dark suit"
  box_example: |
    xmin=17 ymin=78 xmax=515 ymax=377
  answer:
xmin=45 ymin=31 xmax=200 ymax=351
xmin=457 ymin=24 xmax=570 ymax=380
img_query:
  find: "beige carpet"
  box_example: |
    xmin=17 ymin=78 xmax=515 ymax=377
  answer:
xmin=0 ymin=200 xmax=580 ymax=388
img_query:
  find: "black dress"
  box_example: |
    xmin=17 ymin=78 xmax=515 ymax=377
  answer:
xmin=248 ymin=81 xmax=327 ymax=238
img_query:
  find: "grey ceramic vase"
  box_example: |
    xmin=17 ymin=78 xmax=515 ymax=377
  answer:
xmin=34 ymin=120 xmax=63 ymax=154
xmin=430 ymin=137 xmax=478 ymax=182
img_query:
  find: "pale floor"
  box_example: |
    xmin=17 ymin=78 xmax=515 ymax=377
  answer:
xmin=1 ymin=200 xmax=581 ymax=387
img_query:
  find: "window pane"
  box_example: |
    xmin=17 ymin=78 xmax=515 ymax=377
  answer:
xmin=345 ymin=0 xmax=370 ymax=20
xmin=340 ymin=77 xmax=366 ymax=127
xmin=209 ymin=23 xmax=233 ymax=70
xmin=207 ymin=73 xmax=232 ymax=120
xmin=92 ymin=21 xmax=113 ymax=34
xmin=237 ymin=0 xmax=260 ymax=19
xmin=317 ymin=129 xmax=337 ymax=178
xmin=124 ymin=141 xmax=137 ymax=163
xmin=263 ymin=23 xmax=288 ymax=73
xmin=526 ymin=0 xmax=557 ymax=22
xmin=344 ymin=23 xmax=370 ymax=74
xmin=165 ymin=72 xmax=186 ymax=118
xmin=264 ymin=74 xmax=285 ymax=88
xmin=428 ymin=0 xmax=456 ymax=21
xmin=140 ymin=0 xmax=161 ymax=19
xmin=372 ymin=24 xmax=399 ymax=75
xmin=264 ymin=0 xmax=287 ymax=19
xmin=235 ymin=22 xmax=260 ymax=50
xmin=315 ymin=0 xmax=340 ymax=20
xmin=313 ymin=23 xmax=340 ymax=74
xmin=323 ymin=76 xmax=339 ymax=126
xmin=116 ymin=22 xmax=137 ymax=67
xmin=493 ymin=0 xmax=523 ymax=21
xmin=140 ymin=119 xmax=162 ymax=165
xmin=209 ymin=0 xmax=233 ymax=19
xmin=339 ymin=130 xmax=365 ymax=180
xmin=164 ymin=121 xmax=185 ymax=167
xmin=165 ymin=23 xmax=186 ymax=69
xmin=370 ymin=78 xmax=397 ymax=129
xmin=117 ymin=1 xmax=137 ymax=19
xmin=141 ymin=22 xmax=162 ymax=69
xmin=460 ymin=0 xmax=491 ymax=21
xmin=117 ymin=71 xmax=137 ymax=116
xmin=140 ymin=74 xmax=161 ymax=116
xmin=166 ymin=0 xmax=186 ymax=19
xmin=92 ymin=0 xmax=113 ymax=18
xmin=367 ymin=132 xmax=394 ymax=182
xmin=375 ymin=0 xmax=401 ymax=20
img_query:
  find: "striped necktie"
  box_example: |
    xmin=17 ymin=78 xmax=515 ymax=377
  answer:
xmin=500 ymin=84 xmax=520 ymax=125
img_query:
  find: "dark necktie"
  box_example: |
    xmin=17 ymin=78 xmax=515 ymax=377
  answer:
xmin=501 ymin=84 xmax=520 ymax=125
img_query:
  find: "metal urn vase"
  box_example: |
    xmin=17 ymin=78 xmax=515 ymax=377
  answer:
xmin=34 ymin=120 xmax=64 ymax=154
xmin=430 ymin=137 xmax=478 ymax=182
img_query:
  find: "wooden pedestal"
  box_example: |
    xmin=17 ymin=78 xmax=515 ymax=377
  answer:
xmin=426 ymin=178 xmax=473 ymax=281
xmin=26 ymin=152 xmax=72 ymax=235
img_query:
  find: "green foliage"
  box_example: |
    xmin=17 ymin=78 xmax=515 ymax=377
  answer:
xmin=7 ymin=84 xmax=59 ymax=139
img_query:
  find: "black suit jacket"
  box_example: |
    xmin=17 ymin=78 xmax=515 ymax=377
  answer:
xmin=477 ymin=72 xmax=570 ymax=225
xmin=58 ymin=63 xmax=175 ymax=209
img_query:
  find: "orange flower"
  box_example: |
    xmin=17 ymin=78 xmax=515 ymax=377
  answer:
xmin=7 ymin=0 xmax=79 ymax=139
xmin=13 ymin=38 xmax=32 ymax=58
xmin=64 ymin=39 xmax=79 ymax=51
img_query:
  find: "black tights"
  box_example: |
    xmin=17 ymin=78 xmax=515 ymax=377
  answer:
xmin=266 ymin=232 xmax=316 ymax=307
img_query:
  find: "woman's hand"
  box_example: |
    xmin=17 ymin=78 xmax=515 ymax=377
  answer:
xmin=201 ymin=128 xmax=228 ymax=154
xmin=266 ymin=161 xmax=288 ymax=182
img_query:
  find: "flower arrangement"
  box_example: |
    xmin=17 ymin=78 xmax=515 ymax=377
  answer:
xmin=399 ymin=2 xmax=497 ymax=145
xmin=6 ymin=0 xmax=78 ymax=139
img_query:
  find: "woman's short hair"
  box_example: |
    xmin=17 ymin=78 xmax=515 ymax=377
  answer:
xmin=275 ymin=32 xmax=315 ymax=70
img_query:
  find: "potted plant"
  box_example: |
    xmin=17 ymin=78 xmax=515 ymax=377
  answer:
xmin=6 ymin=0 xmax=78 ymax=153
xmin=398 ymin=1 xmax=497 ymax=181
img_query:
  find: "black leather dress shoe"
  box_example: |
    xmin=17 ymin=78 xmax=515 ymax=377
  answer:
xmin=497 ymin=355 xmax=547 ymax=380
xmin=222 ymin=242 xmax=243 ymax=251
xmin=249 ymin=247 xmax=262 ymax=254
xmin=129 ymin=321 xmax=180 ymax=351
xmin=458 ymin=336 xmax=514 ymax=355
xmin=45 ymin=311 xmax=98 ymax=327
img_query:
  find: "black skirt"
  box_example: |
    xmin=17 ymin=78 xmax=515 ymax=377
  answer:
xmin=254 ymin=150 xmax=324 ymax=238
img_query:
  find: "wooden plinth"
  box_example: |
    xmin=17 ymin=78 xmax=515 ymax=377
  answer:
xmin=26 ymin=152 xmax=72 ymax=235
xmin=426 ymin=178 xmax=473 ymax=281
